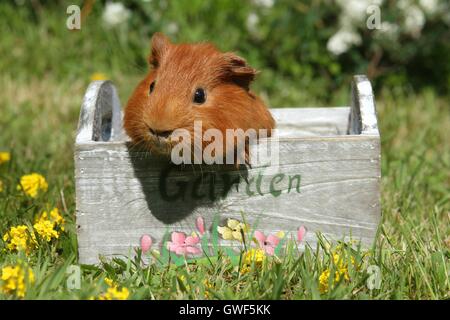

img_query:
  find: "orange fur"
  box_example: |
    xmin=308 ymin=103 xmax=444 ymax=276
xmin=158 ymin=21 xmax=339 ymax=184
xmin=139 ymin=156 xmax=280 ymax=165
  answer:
xmin=124 ymin=32 xmax=275 ymax=163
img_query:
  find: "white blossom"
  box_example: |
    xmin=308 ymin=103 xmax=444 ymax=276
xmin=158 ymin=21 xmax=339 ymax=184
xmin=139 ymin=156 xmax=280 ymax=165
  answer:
xmin=102 ymin=2 xmax=131 ymax=27
xmin=403 ymin=5 xmax=425 ymax=36
xmin=166 ymin=22 xmax=179 ymax=35
xmin=246 ymin=12 xmax=260 ymax=34
xmin=397 ymin=0 xmax=410 ymax=9
xmin=419 ymin=0 xmax=439 ymax=15
xmin=326 ymin=27 xmax=362 ymax=55
xmin=252 ymin=0 xmax=275 ymax=8
xmin=377 ymin=21 xmax=400 ymax=40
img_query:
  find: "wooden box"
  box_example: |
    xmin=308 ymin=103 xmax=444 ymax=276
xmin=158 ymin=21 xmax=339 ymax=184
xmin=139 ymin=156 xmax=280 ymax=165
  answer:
xmin=75 ymin=75 xmax=381 ymax=264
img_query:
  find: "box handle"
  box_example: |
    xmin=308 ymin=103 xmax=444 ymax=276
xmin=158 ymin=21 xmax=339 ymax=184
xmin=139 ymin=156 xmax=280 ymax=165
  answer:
xmin=76 ymin=81 xmax=123 ymax=143
xmin=348 ymin=75 xmax=379 ymax=136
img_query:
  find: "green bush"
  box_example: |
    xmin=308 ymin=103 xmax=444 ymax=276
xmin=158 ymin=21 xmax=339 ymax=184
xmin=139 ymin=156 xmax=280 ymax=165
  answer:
xmin=4 ymin=0 xmax=450 ymax=104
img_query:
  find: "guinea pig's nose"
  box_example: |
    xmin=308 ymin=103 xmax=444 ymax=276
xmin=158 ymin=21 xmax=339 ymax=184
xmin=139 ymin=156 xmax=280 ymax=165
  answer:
xmin=149 ymin=127 xmax=173 ymax=138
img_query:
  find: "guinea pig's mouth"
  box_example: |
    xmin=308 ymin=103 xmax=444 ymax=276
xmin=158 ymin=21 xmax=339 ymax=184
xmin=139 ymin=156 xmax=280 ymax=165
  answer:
xmin=148 ymin=128 xmax=173 ymax=139
xmin=144 ymin=127 xmax=176 ymax=154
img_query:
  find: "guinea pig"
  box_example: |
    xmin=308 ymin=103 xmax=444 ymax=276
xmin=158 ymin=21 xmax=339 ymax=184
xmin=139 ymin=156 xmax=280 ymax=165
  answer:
xmin=123 ymin=32 xmax=275 ymax=165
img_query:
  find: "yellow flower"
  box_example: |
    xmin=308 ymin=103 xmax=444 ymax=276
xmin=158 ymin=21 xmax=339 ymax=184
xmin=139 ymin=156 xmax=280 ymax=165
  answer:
xmin=96 ymin=277 xmax=129 ymax=300
xmin=99 ymin=286 xmax=129 ymax=300
xmin=104 ymin=277 xmax=114 ymax=287
xmin=0 ymin=152 xmax=10 ymax=165
xmin=203 ymin=279 xmax=214 ymax=298
xmin=90 ymin=72 xmax=108 ymax=81
xmin=318 ymin=266 xmax=349 ymax=293
xmin=48 ymin=208 xmax=65 ymax=226
xmin=177 ymin=275 xmax=192 ymax=292
xmin=17 ymin=173 xmax=48 ymax=198
xmin=33 ymin=219 xmax=59 ymax=242
xmin=36 ymin=208 xmax=65 ymax=231
xmin=318 ymin=251 xmax=357 ymax=293
xmin=2 ymin=225 xmax=37 ymax=254
xmin=319 ymin=269 xmax=331 ymax=293
xmin=240 ymin=248 xmax=266 ymax=274
xmin=217 ymin=219 xmax=249 ymax=242
xmin=276 ymin=231 xmax=285 ymax=239
xmin=332 ymin=253 xmax=355 ymax=280
xmin=243 ymin=248 xmax=266 ymax=265
xmin=1 ymin=264 xmax=35 ymax=298
xmin=32 ymin=208 xmax=64 ymax=242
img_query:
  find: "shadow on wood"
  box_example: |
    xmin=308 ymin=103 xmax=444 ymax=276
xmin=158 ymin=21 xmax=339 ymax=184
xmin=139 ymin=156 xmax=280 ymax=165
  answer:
xmin=126 ymin=143 xmax=249 ymax=224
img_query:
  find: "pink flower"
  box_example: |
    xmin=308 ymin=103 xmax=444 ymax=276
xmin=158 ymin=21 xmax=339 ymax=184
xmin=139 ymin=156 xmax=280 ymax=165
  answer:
xmin=167 ymin=232 xmax=201 ymax=256
xmin=140 ymin=234 xmax=153 ymax=253
xmin=196 ymin=216 xmax=205 ymax=236
xmin=254 ymin=231 xmax=281 ymax=256
xmin=297 ymin=226 xmax=307 ymax=243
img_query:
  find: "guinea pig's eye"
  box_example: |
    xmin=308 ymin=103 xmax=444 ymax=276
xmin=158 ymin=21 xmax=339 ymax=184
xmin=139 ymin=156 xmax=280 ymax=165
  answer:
xmin=193 ymin=88 xmax=206 ymax=104
xmin=149 ymin=81 xmax=155 ymax=94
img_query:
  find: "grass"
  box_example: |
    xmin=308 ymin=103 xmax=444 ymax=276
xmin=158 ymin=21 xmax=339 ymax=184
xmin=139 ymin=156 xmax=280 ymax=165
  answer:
xmin=0 ymin=3 xmax=449 ymax=300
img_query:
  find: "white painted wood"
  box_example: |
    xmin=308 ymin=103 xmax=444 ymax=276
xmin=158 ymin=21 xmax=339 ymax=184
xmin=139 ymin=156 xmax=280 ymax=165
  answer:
xmin=348 ymin=75 xmax=379 ymax=135
xmin=76 ymin=81 xmax=123 ymax=144
xmin=271 ymin=107 xmax=350 ymax=137
xmin=75 ymin=77 xmax=381 ymax=264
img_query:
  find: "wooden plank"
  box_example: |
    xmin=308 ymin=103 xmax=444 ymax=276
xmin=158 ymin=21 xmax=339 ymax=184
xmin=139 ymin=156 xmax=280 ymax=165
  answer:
xmin=348 ymin=75 xmax=379 ymax=135
xmin=75 ymin=136 xmax=380 ymax=264
xmin=270 ymin=107 xmax=350 ymax=137
xmin=76 ymin=81 xmax=122 ymax=143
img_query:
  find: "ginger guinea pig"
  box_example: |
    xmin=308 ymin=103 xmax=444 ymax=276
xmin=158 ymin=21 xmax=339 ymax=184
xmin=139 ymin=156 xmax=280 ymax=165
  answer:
xmin=124 ymin=32 xmax=275 ymax=165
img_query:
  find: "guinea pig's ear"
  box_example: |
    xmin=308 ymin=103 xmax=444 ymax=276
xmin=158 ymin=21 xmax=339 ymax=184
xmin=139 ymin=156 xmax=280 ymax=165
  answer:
xmin=149 ymin=32 xmax=171 ymax=68
xmin=223 ymin=53 xmax=258 ymax=90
